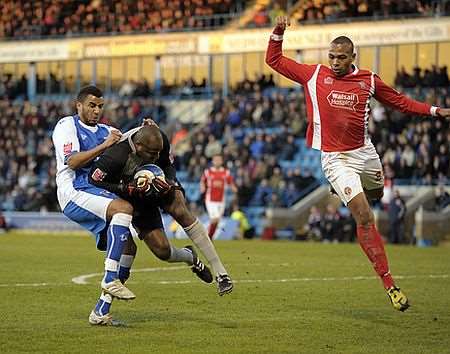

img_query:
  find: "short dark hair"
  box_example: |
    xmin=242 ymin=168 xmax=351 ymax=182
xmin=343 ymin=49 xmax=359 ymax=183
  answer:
xmin=331 ymin=36 xmax=354 ymax=53
xmin=77 ymin=85 xmax=103 ymax=102
xmin=134 ymin=125 xmax=162 ymax=146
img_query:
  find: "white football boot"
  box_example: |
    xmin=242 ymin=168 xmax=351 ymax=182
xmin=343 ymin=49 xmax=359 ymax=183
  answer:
xmin=101 ymin=279 xmax=136 ymax=300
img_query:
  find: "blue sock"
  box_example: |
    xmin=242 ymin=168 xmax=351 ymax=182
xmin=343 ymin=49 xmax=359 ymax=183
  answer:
xmin=104 ymin=270 xmax=117 ymax=283
xmin=104 ymin=213 xmax=132 ymax=283
xmin=95 ymin=293 xmax=113 ymax=316
xmin=118 ymin=266 xmax=131 ymax=283
xmin=118 ymin=254 xmax=135 ymax=284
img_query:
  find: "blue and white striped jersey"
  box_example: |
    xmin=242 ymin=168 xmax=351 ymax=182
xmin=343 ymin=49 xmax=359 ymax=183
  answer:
xmin=52 ymin=114 xmax=115 ymax=210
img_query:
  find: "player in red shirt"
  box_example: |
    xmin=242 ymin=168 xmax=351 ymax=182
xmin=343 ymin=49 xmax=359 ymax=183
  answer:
xmin=266 ymin=16 xmax=450 ymax=311
xmin=200 ymin=154 xmax=238 ymax=240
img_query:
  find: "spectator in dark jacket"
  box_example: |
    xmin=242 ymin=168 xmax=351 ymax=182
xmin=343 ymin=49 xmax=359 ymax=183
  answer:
xmin=388 ymin=190 xmax=407 ymax=244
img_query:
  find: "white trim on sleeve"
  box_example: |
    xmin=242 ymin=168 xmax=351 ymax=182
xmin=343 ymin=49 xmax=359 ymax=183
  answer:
xmin=270 ymin=34 xmax=284 ymax=41
xmin=307 ymin=65 xmax=322 ymax=150
xmin=430 ymin=106 xmax=439 ymax=116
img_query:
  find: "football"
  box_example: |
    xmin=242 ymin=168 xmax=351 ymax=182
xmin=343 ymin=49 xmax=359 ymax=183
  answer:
xmin=133 ymin=164 xmax=166 ymax=193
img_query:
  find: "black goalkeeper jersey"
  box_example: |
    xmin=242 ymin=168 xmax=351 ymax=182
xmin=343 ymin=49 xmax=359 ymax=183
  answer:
xmin=88 ymin=128 xmax=177 ymax=199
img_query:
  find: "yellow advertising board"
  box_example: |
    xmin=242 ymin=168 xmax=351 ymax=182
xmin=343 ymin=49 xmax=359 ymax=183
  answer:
xmin=0 ymin=18 xmax=448 ymax=63
xmin=199 ymin=18 xmax=450 ymax=54
xmin=80 ymin=34 xmax=197 ymax=58
xmin=0 ymin=41 xmax=72 ymax=63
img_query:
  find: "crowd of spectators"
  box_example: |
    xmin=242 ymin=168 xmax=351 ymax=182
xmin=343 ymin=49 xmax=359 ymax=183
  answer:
xmin=252 ymin=1 xmax=287 ymax=28
xmin=435 ymin=185 xmax=450 ymax=211
xmin=369 ymin=87 xmax=449 ymax=184
xmin=0 ymin=95 xmax=170 ymax=212
xmin=1 ymin=0 xmax=448 ymax=39
xmin=0 ymin=0 xmax=241 ymax=39
xmin=0 ymin=69 xmax=449 ymax=213
xmin=0 ymin=98 xmax=67 ymax=212
xmin=118 ymin=77 xmax=209 ymax=98
xmin=306 ymin=205 xmax=356 ymax=243
xmin=251 ymin=0 xmax=449 ymax=27
xmin=1 ymin=72 xmax=64 ymax=100
xmin=173 ymin=74 xmax=319 ymax=209
xmin=292 ymin=0 xmax=447 ymax=23
xmin=395 ymin=65 xmax=449 ymax=89
xmin=1 ymin=72 xmax=210 ymax=101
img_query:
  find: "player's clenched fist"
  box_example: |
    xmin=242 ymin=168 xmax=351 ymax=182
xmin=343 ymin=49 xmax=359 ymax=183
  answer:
xmin=274 ymin=16 xmax=290 ymax=35
xmin=103 ymin=129 xmax=122 ymax=148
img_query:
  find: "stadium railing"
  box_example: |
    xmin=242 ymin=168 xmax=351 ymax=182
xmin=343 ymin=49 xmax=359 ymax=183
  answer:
xmin=0 ymin=13 xmax=244 ymax=41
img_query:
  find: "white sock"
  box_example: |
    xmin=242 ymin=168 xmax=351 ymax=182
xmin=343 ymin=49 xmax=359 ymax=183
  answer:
xmin=118 ymin=254 xmax=135 ymax=283
xmin=119 ymin=254 xmax=135 ymax=268
xmin=184 ymin=219 xmax=227 ymax=275
xmin=167 ymin=244 xmax=194 ymax=265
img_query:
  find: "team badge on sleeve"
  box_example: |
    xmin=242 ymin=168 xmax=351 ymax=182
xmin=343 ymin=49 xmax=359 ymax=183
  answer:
xmin=63 ymin=143 xmax=73 ymax=156
xmin=91 ymin=168 xmax=106 ymax=182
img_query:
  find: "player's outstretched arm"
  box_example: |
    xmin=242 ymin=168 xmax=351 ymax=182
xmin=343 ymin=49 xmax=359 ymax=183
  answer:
xmin=374 ymin=75 xmax=441 ymax=117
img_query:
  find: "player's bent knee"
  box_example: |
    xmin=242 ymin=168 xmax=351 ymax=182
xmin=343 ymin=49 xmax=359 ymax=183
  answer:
xmin=152 ymin=243 xmax=171 ymax=260
xmin=108 ymin=199 xmax=133 ymax=217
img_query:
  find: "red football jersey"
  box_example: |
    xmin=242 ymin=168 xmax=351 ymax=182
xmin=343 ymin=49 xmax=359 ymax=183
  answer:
xmin=201 ymin=167 xmax=234 ymax=202
xmin=266 ymin=36 xmax=438 ymax=152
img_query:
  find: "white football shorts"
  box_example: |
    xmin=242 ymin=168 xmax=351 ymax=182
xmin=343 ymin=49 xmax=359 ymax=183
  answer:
xmin=205 ymin=200 xmax=226 ymax=219
xmin=321 ymin=141 xmax=384 ymax=205
xmin=63 ymin=186 xmax=118 ymax=250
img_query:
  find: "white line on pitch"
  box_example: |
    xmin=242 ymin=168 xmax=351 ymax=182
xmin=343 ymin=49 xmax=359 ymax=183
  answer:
xmin=139 ymin=274 xmax=450 ymax=285
xmin=71 ymin=266 xmax=188 ymax=285
xmin=0 ymin=282 xmax=69 ymax=288
xmin=71 ymin=263 xmax=291 ymax=285
xmin=0 ymin=273 xmax=448 ymax=288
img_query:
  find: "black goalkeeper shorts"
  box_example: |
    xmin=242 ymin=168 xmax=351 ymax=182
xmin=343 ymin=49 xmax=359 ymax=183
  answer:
xmin=132 ymin=200 xmax=164 ymax=236
xmin=129 ymin=180 xmax=185 ymax=236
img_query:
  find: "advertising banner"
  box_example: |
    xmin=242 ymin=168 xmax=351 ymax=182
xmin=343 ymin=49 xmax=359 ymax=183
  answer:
xmin=198 ymin=18 xmax=450 ymax=54
xmin=0 ymin=41 xmax=71 ymax=63
xmin=0 ymin=18 xmax=448 ymax=62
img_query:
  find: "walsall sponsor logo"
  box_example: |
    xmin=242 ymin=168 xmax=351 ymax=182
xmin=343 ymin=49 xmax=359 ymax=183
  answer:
xmin=327 ymin=90 xmax=359 ymax=111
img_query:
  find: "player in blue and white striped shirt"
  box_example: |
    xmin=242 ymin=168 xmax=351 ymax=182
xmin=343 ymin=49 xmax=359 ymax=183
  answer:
xmin=52 ymin=86 xmax=135 ymax=325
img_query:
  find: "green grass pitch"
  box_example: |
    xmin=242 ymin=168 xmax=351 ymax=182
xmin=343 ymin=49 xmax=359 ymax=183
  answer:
xmin=0 ymin=232 xmax=449 ymax=354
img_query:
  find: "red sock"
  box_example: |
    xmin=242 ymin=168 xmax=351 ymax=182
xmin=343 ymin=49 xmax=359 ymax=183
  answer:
xmin=208 ymin=222 xmax=218 ymax=240
xmin=356 ymin=224 xmax=395 ymax=289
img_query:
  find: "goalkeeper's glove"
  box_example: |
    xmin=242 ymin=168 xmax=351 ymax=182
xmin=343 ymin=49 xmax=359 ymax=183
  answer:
xmin=152 ymin=177 xmax=174 ymax=195
xmin=120 ymin=180 xmax=148 ymax=198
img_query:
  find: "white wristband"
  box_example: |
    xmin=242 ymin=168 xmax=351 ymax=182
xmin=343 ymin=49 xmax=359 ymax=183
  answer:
xmin=270 ymin=34 xmax=284 ymax=41
xmin=430 ymin=106 xmax=439 ymax=116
